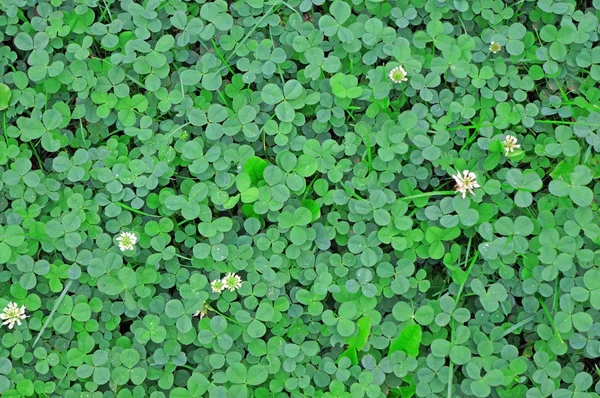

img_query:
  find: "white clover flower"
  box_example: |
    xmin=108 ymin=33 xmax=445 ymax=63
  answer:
xmin=193 ymin=303 xmax=210 ymax=319
xmin=1 ymin=301 xmax=28 ymax=329
xmin=503 ymin=135 xmax=520 ymax=155
xmin=489 ymin=41 xmax=502 ymax=54
xmin=452 ymin=170 xmax=480 ymax=198
xmin=211 ymin=279 xmax=225 ymax=293
xmin=389 ymin=65 xmax=408 ymax=83
xmin=222 ymin=272 xmax=243 ymax=292
xmin=116 ymin=231 xmax=137 ymax=251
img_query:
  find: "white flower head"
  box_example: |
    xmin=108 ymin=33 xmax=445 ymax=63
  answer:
xmin=489 ymin=41 xmax=502 ymax=54
xmin=222 ymin=272 xmax=243 ymax=292
xmin=116 ymin=231 xmax=137 ymax=251
xmin=503 ymin=135 xmax=520 ymax=155
xmin=211 ymin=279 xmax=225 ymax=293
xmin=193 ymin=303 xmax=210 ymax=319
xmin=452 ymin=170 xmax=480 ymax=198
xmin=1 ymin=301 xmax=28 ymax=329
xmin=389 ymin=65 xmax=408 ymax=83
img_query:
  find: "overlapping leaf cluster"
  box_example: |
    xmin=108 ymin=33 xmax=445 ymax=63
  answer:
xmin=1 ymin=0 xmax=600 ymax=397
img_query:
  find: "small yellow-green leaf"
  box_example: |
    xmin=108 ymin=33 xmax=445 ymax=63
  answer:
xmin=0 ymin=83 xmax=11 ymax=110
xmin=243 ymin=156 xmax=268 ymax=185
xmin=389 ymin=324 xmax=422 ymax=357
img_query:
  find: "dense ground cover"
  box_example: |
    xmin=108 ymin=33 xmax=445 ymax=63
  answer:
xmin=1 ymin=0 xmax=600 ymax=397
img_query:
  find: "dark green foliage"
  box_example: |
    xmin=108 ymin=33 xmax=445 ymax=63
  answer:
xmin=0 ymin=0 xmax=600 ymax=397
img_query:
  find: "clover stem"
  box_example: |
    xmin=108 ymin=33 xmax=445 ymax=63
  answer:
xmin=552 ymin=278 xmax=560 ymax=312
xmin=175 ymin=253 xmax=193 ymax=261
xmin=114 ymin=202 xmax=161 ymax=218
xmin=157 ymin=0 xmax=177 ymax=11
xmin=457 ymin=15 xmax=467 ymax=34
xmin=79 ymin=119 xmax=88 ymax=148
xmin=100 ymin=0 xmax=113 ymax=22
xmin=538 ymin=296 xmax=563 ymax=344
xmin=501 ymin=314 xmax=536 ymax=338
xmin=177 ymin=219 xmax=192 ymax=227
xmin=212 ymin=39 xmax=235 ymax=75
xmin=125 ymin=73 xmax=145 ymax=88
xmin=339 ymin=182 xmax=367 ymax=201
xmin=17 ymin=9 xmax=27 ymax=23
xmin=301 ymin=175 xmax=319 ymax=201
xmin=447 ymin=319 xmax=455 ymax=398
xmin=455 ymin=250 xmax=479 ymax=304
xmin=535 ymin=120 xmax=600 ymax=126
xmin=445 ymin=124 xmax=483 ymax=131
xmin=217 ymin=89 xmax=231 ymax=108
xmin=29 ymin=142 xmax=46 ymax=172
xmin=463 ymin=236 xmax=472 ymax=270
xmin=207 ymin=307 xmax=243 ymax=326
xmin=399 ymin=190 xmax=456 ymax=201
xmin=447 ymin=242 xmax=478 ymax=397
xmin=363 ymin=129 xmax=373 ymax=168
xmin=459 ymin=113 xmax=484 ymax=153
xmin=165 ymin=122 xmax=191 ymax=139
xmin=2 ymin=111 xmax=7 ymax=140
xmin=33 ymin=280 xmax=73 ymax=347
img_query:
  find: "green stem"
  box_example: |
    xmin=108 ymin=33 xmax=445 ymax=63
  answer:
xmin=447 ymin=247 xmax=479 ymax=398
xmin=301 ymin=175 xmax=319 ymax=201
xmin=125 ymin=73 xmax=144 ymax=88
xmin=278 ymin=0 xmax=300 ymax=14
xmin=157 ymin=0 xmax=177 ymax=10
xmin=2 ymin=111 xmax=7 ymax=141
xmin=363 ymin=130 xmax=372 ymax=168
xmin=177 ymin=219 xmax=192 ymax=226
xmin=455 ymin=251 xmax=480 ymax=304
xmin=114 ymin=202 xmax=161 ymax=218
xmin=535 ymin=120 xmax=600 ymax=126
xmin=457 ymin=15 xmax=467 ymax=34
xmin=166 ymin=122 xmax=191 ymax=139
xmin=459 ymin=113 xmax=484 ymax=153
xmin=217 ymin=89 xmax=231 ymax=108
xmin=101 ymin=0 xmax=113 ymax=21
xmin=538 ymin=296 xmax=563 ymax=343
xmin=400 ymin=191 xmax=456 ymax=201
xmin=17 ymin=9 xmax=27 ymax=23
xmin=212 ymin=39 xmax=235 ymax=74
xmin=553 ymin=278 xmax=560 ymax=312
xmin=29 ymin=142 xmax=45 ymax=172
xmin=445 ymin=124 xmax=483 ymax=131
xmin=33 ymin=280 xmax=73 ymax=347
xmin=208 ymin=307 xmax=244 ymax=326
xmin=463 ymin=236 xmax=472 ymax=269
xmin=502 ymin=314 xmax=536 ymax=337
xmin=340 ymin=182 xmax=367 ymax=201
xmin=79 ymin=119 xmax=87 ymax=147
xmin=554 ymin=77 xmax=576 ymax=119
xmin=447 ymin=320 xmax=455 ymax=398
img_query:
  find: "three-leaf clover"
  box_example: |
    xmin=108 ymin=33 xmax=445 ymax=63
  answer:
xmin=318 ymin=1 xmax=353 ymax=43
xmin=549 ymin=165 xmax=594 ymax=207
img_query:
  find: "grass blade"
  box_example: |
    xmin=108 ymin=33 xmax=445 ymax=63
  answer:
xmin=33 ymin=280 xmax=72 ymax=347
